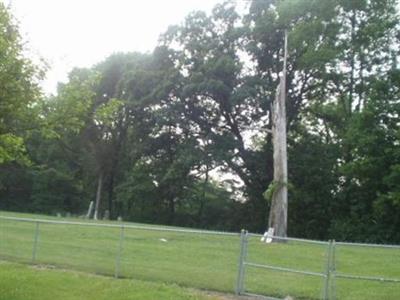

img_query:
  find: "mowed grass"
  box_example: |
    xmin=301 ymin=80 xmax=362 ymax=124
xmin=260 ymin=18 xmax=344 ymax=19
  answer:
xmin=0 ymin=261 xmax=220 ymax=300
xmin=1 ymin=211 xmax=400 ymax=300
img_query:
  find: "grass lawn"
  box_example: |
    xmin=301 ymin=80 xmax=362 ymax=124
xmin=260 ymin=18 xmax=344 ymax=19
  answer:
xmin=1 ymin=210 xmax=400 ymax=299
xmin=0 ymin=261 xmax=220 ymax=300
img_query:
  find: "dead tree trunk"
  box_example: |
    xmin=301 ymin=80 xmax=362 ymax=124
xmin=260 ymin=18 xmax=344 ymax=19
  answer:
xmin=268 ymin=30 xmax=288 ymax=238
xmin=93 ymin=171 xmax=103 ymax=220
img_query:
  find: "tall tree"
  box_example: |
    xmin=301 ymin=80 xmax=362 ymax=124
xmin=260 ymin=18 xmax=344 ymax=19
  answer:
xmin=161 ymin=3 xmax=273 ymax=230
xmin=268 ymin=30 xmax=288 ymax=237
xmin=0 ymin=3 xmax=43 ymax=165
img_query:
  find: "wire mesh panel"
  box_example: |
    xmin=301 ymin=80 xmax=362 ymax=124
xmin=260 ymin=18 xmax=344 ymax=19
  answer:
xmin=243 ymin=234 xmax=329 ymax=299
xmin=0 ymin=218 xmax=35 ymax=262
xmin=4 ymin=215 xmax=400 ymax=300
xmin=245 ymin=267 xmax=325 ymax=299
xmin=335 ymin=243 xmax=400 ymax=300
xmin=35 ymin=222 xmax=120 ymax=276
xmin=0 ymin=216 xmax=240 ymax=292
xmin=119 ymin=227 xmax=240 ymax=292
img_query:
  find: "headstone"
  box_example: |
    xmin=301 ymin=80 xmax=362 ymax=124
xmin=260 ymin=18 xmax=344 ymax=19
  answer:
xmin=103 ymin=210 xmax=110 ymax=220
xmin=86 ymin=201 xmax=94 ymax=219
xmin=261 ymin=227 xmax=274 ymax=243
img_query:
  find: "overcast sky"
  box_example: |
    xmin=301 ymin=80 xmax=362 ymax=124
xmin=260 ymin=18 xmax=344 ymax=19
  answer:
xmin=5 ymin=0 xmax=226 ymax=95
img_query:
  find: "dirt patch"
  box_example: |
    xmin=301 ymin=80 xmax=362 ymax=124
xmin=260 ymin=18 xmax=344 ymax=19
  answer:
xmin=30 ymin=264 xmax=57 ymax=270
xmin=199 ymin=290 xmax=266 ymax=300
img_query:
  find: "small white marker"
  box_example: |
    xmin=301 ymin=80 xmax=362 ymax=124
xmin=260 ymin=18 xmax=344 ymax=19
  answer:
xmin=261 ymin=228 xmax=274 ymax=243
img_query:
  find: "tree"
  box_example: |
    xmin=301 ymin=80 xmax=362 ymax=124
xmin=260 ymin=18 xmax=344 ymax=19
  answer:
xmin=160 ymin=3 xmax=274 ymax=230
xmin=2 ymin=0 xmax=400 ymax=244
xmin=268 ymin=30 xmax=288 ymax=237
xmin=300 ymin=0 xmax=400 ymax=241
xmin=0 ymin=3 xmax=43 ymax=165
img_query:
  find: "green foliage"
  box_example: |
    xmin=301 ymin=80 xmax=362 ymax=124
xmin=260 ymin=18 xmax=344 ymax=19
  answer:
xmin=1 ymin=0 xmax=400 ymax=243
xmin=263 ymin=181 xmax=278 ymax=202
xmin=0 ymin=134 xmax=30 ymax=165
xmin=30 ymin=167 xmax=84 ymax=214
xmin=46 ymin=69 xmax=98 ymax=136
xmin=0 ymin=3 xmax=43 ymax=165
xmin=94 ymin=98 xmax=123 ymax=127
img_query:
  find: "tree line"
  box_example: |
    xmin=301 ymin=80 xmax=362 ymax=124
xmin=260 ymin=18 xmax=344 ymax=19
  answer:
xmin=0 ymin=0 xmax=399 ymax=243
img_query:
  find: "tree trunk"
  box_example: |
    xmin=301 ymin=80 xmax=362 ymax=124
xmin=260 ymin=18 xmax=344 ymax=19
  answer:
xmin=107 ymin=117 xmax=128 ymax=219
xmin=268 ymin=30 xmax=288 ymax=238
xmin=197 ymin=164 xmax=209 ymax=224
xmin=107 ymin=172 xmax=114 ymax=219
xmin=168 ymin=197 xmax=175 ymax=224
xmin=93 ymin=171 xmax=103 ymax=220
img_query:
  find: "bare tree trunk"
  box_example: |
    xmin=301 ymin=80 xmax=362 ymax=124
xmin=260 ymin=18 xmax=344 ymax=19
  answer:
xmin=268 ymin=30 xmax=288 ymax=238
xmin=93 ymin=171 xmax=103 ymax=220
xmin=168 ymin=197 xmax=175 ymax=224
xmin=86 ymin=201 xmax=94 ymax=219
xmin=197 ymin=164 xmax=209 ymax=223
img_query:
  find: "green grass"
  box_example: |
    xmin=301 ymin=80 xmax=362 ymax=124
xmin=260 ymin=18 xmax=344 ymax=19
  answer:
xmin=1 ymin=210 xmax=400 ymax=300
xmin=0 ymin=261 xmax=219 ymax=300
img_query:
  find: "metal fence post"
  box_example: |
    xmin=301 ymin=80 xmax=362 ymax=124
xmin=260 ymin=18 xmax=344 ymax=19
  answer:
xmin=32 ymin=221 xmax=40 ymax=263
xmin=114 ymin=225 xmax=125 ymax=278
xmin=235 ymin=229 xmax=248 ymax=295
xmin=323 ymin=239 xmax=337 ymax=300
xmin=323 ymin=240 xmax=332 ymax=300
xmin=330 ymin=240 xmax=336 ymax=300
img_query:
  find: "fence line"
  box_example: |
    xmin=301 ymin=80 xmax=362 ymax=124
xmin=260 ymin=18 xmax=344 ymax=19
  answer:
xmin=0 ymin=215 xmax=239 ymax=237
xmin=238 ymin=237 xmax=335 ymax=300
xmin=3 ymin=215 xmax=399 ymax=247
xmin=237 ymin=233 xmax=400 ymax=300
xmin=336 ymin=241 xmax=400 ymax=249
xmin=1 ymin=215 xmax=400 ymax=300
xmin=248 ymin=232 xmax=329 ymax=245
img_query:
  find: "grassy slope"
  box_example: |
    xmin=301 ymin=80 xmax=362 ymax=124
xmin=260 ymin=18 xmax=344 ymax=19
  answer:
xmin=1 ymin=210 xmax=399 ymax=300
xmin=0 ymin=261 xmax=218 ymax=300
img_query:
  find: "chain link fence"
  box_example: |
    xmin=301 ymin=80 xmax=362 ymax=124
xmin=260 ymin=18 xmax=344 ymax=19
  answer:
xmin=237 ymin=231 xmax=332 ymax=299
xmin=236 ymin=231 xmax=400 ymax=299
xmin=0 ymin=216 xmax=239 ymax=292
xmin=1 ymin=215 xmax=400 ymax=299
xmin=334 ymin=241 xmax=400 ymax=299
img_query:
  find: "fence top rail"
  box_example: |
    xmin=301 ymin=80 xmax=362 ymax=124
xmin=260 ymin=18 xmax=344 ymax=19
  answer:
xmin=248 ymin=233 xmax=400 ymax=248
xmin=335 ymin=241 xmax=400 ymax=249
xmin=0 ymin=215 xmax=239 ymax=237
xmin=248 ymin=233 xmax=329 ymax=245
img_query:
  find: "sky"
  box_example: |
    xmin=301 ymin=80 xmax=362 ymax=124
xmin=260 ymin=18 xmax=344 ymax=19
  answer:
xmin=5 ymin=0 xmax=226 ymax=95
